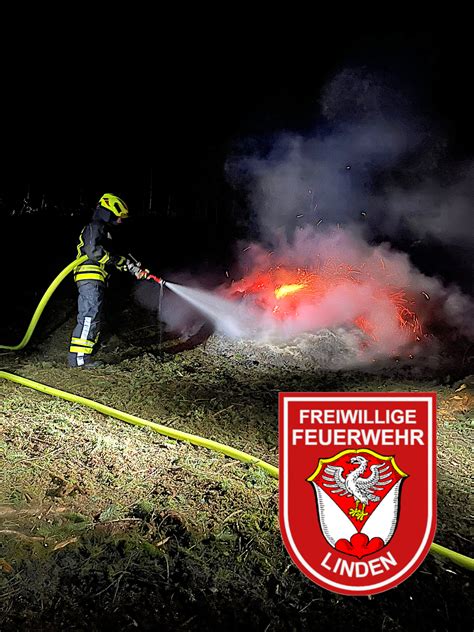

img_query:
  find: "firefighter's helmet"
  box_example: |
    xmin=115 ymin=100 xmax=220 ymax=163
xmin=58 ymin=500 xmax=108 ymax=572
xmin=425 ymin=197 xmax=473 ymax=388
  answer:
xmin=98 ymin=193 xmax=129 ymax=218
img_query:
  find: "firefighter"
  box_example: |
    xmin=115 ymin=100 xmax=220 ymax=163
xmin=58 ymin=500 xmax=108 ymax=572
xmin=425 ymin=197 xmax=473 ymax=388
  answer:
xmin=68 ymin=193 xmax=148 ymax=368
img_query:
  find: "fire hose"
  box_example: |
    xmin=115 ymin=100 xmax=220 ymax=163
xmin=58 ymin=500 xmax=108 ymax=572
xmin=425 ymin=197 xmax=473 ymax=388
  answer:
xmin=0 ymin=255 xmax=88 ymax=352
xmin=0 ymin=257 xmax=472 ymax=571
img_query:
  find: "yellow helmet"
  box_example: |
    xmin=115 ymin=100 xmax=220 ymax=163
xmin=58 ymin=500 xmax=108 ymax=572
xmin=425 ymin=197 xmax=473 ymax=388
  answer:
xmin=98 ymin=193 xmax=129 ymax=218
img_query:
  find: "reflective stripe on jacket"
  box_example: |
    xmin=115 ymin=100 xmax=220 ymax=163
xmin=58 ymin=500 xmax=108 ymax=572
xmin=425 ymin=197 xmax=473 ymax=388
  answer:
xmin=73 ymin=220 xmax=127 ymax=283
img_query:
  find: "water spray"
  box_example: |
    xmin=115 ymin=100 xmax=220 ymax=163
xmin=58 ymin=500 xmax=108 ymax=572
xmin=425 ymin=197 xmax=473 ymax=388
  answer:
xmin=164 ymin=282 xmax=252 ymax=338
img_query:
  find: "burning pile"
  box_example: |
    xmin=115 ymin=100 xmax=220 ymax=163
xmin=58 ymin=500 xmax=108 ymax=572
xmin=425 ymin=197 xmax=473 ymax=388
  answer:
xmin=225 ymin=253 xmax=424 ymax=358
xmin=158 ymin=228 xmax=473 ymax=367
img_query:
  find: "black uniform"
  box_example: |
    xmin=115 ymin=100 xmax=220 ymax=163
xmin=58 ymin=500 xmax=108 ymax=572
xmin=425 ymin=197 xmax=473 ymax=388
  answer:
xmin=68 ymin=208 xmax=128 ymax=367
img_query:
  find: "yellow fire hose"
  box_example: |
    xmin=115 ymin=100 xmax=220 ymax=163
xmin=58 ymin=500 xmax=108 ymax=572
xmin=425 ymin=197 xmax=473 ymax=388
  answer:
xmin=0 ymin=370 xmax=279 ymax=478
xmin=0 ymin=256 xmax=88 ymax=351
xmin=0 ymin=257 xmax=472 ymax=571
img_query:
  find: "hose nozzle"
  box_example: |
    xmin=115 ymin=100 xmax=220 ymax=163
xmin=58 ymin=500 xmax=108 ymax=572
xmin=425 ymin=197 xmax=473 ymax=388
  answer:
xmin=148 ymin=274 xmax=164 ymax=285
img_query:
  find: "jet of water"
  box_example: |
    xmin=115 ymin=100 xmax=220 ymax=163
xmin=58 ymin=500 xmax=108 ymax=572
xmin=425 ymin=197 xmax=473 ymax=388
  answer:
xmin=165 ymin=282 xmax=256 ymax=338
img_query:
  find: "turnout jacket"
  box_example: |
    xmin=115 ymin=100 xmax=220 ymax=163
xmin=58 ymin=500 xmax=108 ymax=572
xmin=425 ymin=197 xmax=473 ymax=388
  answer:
xmin=74 ymin=216 xmax=127 ymax=283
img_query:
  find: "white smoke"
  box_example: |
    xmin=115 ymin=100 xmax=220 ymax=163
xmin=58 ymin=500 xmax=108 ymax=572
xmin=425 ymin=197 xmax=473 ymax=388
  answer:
xmin=227 ymin=68 xmax=474 ymax=254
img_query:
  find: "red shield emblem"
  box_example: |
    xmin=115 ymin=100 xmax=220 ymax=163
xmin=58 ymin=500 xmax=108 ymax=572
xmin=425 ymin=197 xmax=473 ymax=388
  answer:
xmin=279 ymin=392 xmax=436 ymax=595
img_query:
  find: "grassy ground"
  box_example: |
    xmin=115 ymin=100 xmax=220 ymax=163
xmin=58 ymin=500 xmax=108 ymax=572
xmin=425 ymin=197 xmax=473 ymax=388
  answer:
xmin=0 ymin=311 xmax=473 ymax=631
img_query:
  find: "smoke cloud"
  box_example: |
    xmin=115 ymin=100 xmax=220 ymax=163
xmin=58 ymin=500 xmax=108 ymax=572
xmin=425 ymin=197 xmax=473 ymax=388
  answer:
xmin=227 ymin=68 xmax=474 ymax=253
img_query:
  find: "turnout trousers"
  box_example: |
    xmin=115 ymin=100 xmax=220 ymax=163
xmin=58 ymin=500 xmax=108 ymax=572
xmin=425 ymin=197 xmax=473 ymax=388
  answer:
xmin=68 ymin=281 xmax=104 ymax=367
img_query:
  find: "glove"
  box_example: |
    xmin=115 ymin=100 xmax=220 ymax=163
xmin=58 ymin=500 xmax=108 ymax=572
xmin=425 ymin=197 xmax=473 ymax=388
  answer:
xmin=115 ymin=256 xmax=129 ymax=272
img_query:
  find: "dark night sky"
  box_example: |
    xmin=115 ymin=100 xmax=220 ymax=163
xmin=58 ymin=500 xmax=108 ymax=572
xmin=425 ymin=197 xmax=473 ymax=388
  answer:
xmin=0 ymin=23 xmax=472 ymax=297
xmin=1 ymin=27 xmax=471 ymax=209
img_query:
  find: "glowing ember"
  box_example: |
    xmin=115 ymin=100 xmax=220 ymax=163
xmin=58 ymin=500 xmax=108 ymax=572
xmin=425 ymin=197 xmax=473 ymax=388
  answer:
xmin=275 ymin=283 xmax=306 ymax=299
xmin=226 ymin=257 xmax=424 ymax=354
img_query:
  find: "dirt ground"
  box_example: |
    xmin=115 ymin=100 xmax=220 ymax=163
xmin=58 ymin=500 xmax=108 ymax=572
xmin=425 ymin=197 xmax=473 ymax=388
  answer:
xmin=0 ymin=300 xmax=473 ymax=631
